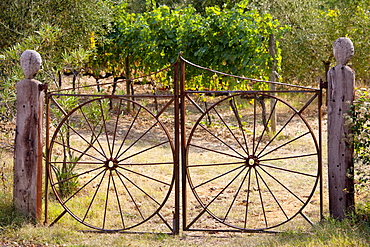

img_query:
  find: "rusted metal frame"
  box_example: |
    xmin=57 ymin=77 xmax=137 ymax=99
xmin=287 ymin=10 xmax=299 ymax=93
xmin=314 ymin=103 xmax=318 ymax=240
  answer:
xmin=44 ymin=93 xmax=51 ymax=225
xmin=184 ymin=94 xmax=206 ymax=114
xmin=49 ymin=63 xmax=175 ymax=94
xmin=184 ymin=89 xmax=319 ymax=94
xmin=50 ymin=93 xmax=175 ymax=98
xmin=179 ymin=55 xmax=316 ymax=91
xmin=317 ymin=87 xmax=324 ymax=220
xmin=173 ymin=61 xmax=180 ymax=235
xmin=180 ymin=58 xmax=188 ymax=232
xmin=184 ymin=228 xmax=281 ymax=234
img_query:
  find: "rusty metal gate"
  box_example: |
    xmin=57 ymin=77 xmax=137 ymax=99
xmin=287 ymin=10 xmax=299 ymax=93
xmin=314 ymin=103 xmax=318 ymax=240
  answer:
xmin=45 ymin=57 xmax=323 ymax=234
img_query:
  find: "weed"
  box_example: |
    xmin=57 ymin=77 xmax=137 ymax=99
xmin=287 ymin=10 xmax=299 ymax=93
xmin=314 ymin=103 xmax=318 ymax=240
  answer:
xmin=53 ymin=156 xmax=79 ymax=198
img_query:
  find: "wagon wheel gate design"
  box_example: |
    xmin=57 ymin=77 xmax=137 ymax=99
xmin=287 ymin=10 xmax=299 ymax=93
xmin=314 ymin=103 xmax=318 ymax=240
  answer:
xmin=45 ymin=57 xmax=323 ymax=234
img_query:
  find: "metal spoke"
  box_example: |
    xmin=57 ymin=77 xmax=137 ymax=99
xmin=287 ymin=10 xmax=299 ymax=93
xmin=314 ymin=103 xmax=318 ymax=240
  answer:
xmin=259 ymin=162 xmax=317 ymax=178
xmin=188 ymin=160 xmax=245 ymax=168
xmin=114 ymin=106 xmax=142 ymax=160
xmin=53 ymin=140 xmax=105 ymax=162
xmin=213 ymin=106 xmax=249 ymax=156
xmin=56 ymin=119 xmax=106 ymax=159
xmin=120 ymin=162 xmax=174 ymax=166
xmin=254 ymin=97 xmax=278 ymax=154
xmin=223 ymin=167 xmax=251 ymax=222
xmin=253 ymin=95 xmax=257 ymax=155
xmin=258 ymin=132 xmax=311 ymax=159
xmin=189 ymin=144 xmax=245 ymax=161
xmin=51 ymin=164 xmax=104 ymax=185
xmin=117 ymin=166 xmax=171 ymax=187
xmin=82 ymin=170 xmax=108 ymax=222
xmin=228 ymin=96 xmax=250 ymax=155
xmin=197 ymin=123 xmax=246 ymax=159
xmin=111 ymin=173 xmax=125 ymax=229
xmin=102 ymin=170 xmax=112 ymax=229
xmin=255 ymin=168 xmax=288 ymax=220
xmin=79 ymin=106 xmax=108 ymax=158
xmin=116 ymin=120 xmax=160 ymax=161
xmin=255 ymin=168 xmax=268 ymax=228
xmin=115 ymin=170 xmax=145 ymax=220
xmin=117 ymin=141 xmax=169 ymax=163
xmin=187 ymin=166 xmax=247 ymax=228
xmin=115 ymin=170 xmax=164 ymax=206
xmin=259 ymin=153 xmax=317 ymax=162
xmin=256 ymin=111 xmax=298 ymax=157
xmin=244 ymin=167 xmax=252 ymax=229
xmin=61 ymin=169 xmax=107 ymax=206
xmin=111 ymin=99 xmax=124 ymax=157
xmin=258 ymin=165 xmax=305 ymax=204
xmin=193 ymin=164 xmax=245 ymax=189
xmin=99 ymin=99 xmax=113 ymax=157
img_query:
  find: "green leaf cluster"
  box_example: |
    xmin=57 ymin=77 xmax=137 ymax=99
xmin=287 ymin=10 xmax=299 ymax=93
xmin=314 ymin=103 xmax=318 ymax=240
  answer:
xmin=112 ymin=2 xmax=285 ymax=90
xmin=348 ymin=88 xmax=370 ymax=190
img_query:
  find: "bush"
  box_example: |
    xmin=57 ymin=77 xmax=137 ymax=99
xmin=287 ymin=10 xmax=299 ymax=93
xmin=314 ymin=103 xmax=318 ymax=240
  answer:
xmin=349 ymin=88 xmax=370 ymax=191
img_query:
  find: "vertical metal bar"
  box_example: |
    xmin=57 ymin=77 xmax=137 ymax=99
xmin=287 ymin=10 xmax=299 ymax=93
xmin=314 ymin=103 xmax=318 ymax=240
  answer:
xmin=318 ymin=88 xmax=324 ymax=220
xmin=44 ymin=93 xmax=50 ymax=225
xmin=173 ymin=61 xmax=180 ymax=235
xmin=180 ymin=58 xmax=187 ymax=231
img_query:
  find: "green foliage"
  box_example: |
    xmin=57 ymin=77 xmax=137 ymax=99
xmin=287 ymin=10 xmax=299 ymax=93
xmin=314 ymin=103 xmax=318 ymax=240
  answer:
xmin=53 ymin=157 xmax=79 ymax=199
xmin=248 ymin=0 xmax=370 ymax=84
xmin=348 ymin=88 xmax=370 ymax=190
xmin=112 ymin=2 xmax=285 ymax=90
xmin=0 ymin=0 xmax=113 ymax=50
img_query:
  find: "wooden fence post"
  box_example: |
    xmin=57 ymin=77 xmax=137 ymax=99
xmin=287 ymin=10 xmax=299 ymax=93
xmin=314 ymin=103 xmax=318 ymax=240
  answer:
xmin=327 ymin=37 xmax=355 ymax=219
xmin=14 ymin=50 xmax=44 ymax=220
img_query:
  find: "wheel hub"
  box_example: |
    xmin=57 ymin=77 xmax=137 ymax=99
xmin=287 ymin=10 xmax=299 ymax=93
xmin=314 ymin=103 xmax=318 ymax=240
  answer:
xmin=246 ymin=155 xmax=259 ymax=167
xmin=105 ymin=157 xmax=119 ymax=170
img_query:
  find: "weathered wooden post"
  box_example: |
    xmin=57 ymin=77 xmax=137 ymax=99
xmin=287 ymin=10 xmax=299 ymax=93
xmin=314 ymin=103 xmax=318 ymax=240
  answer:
xmin=327 ymin=37 xmax=355 ymax=219
xmin=14 ymin=50 xmax=44 ymax=220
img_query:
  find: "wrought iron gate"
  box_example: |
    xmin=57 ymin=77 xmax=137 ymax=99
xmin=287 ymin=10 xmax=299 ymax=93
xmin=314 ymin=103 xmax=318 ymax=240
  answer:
xmin=45 ymin=57 xmax=323 ymax=234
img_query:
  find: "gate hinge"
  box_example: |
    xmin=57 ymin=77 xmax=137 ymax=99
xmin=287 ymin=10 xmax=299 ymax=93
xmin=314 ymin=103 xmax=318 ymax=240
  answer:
xmin=39 ymin=83 xmax=48 ymax=92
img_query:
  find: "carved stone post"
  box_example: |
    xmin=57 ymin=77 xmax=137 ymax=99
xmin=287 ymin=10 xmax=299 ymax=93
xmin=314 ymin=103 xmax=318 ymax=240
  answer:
xmin=14 ymin=50 xmax=44 ymax=220
xmin=327 ymin=37 xmax=355 ymax=219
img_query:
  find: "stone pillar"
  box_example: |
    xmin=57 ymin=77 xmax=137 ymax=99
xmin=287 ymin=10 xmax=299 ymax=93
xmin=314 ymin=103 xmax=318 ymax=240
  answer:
xmin=327 ymin=37 xmax=355 ymax=219
xmin=14 ymin=50 xmax=44 ymax=220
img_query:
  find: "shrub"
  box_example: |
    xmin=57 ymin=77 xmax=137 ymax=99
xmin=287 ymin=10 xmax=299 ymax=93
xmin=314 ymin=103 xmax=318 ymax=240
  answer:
xmin=349 ymin=88 xmax=370 ymax=191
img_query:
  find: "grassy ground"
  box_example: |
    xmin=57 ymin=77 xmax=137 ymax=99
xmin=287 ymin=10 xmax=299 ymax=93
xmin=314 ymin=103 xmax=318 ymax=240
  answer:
xmin=1 ymin=143 xmax=370 ymax=246
xmin=0 ymin=204 xmax=369 ymax=247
